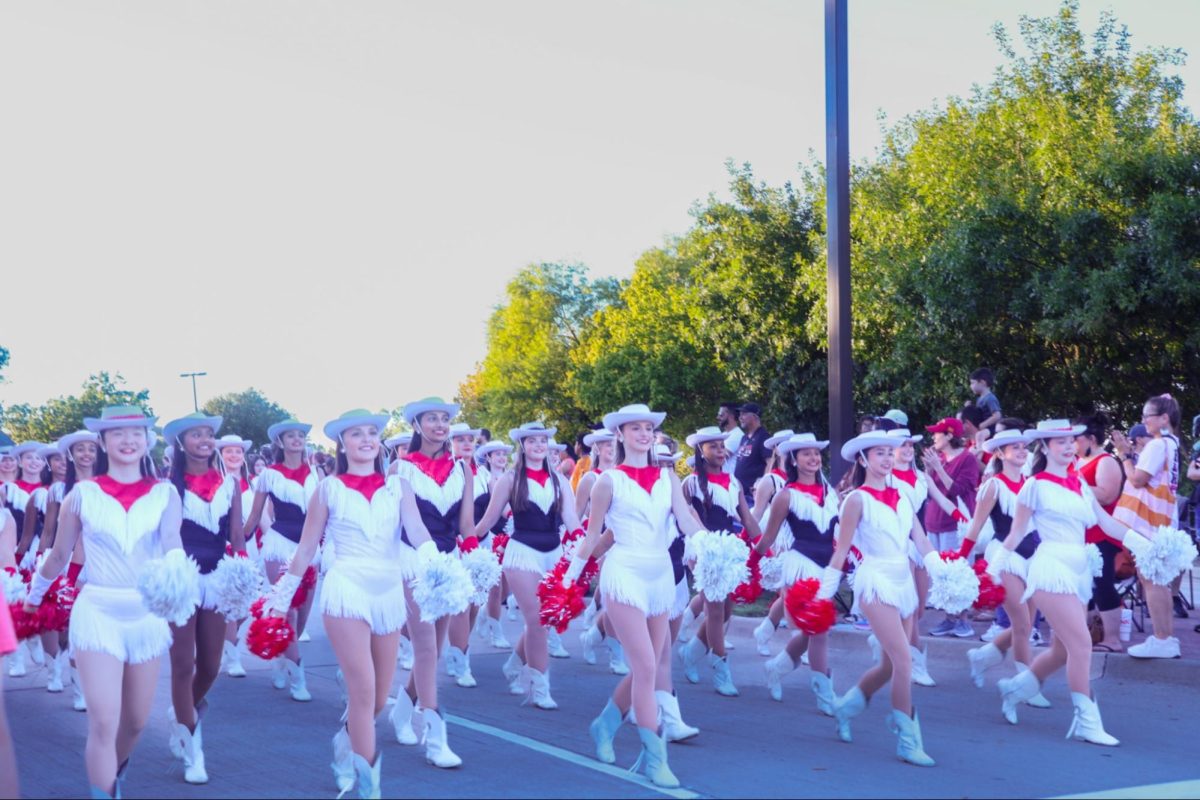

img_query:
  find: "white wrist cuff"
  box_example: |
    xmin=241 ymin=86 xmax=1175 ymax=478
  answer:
xmin=26 ymin=571 xmax=55 ymax=606
xmin=815 ymin=566 xmax=841 ymax=600
xmin=267 ymin=573 xmax=302 ymax=614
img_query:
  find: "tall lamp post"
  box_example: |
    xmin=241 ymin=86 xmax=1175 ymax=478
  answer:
xmin=825 ymin=0 xmax=854 ymax=479
xmin=180 ymin=371 xmax=207 ymax=412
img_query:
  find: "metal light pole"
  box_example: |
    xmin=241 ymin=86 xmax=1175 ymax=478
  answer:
xmin=180 ymin=371 xmax=207 ymax=412
xmin=825 ymin=0 xmax=854 ymax=479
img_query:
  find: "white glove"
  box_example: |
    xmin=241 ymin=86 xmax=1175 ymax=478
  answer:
xmin=562 ymin=555 xmax=588 ymax=588
xmin=921 ymin=550 xmax=945 ymax=576
xmin=25 ymin=570 xmax=55 ymax=607
xmin=265 ymin=572 xmax=301 ymax=615
xmin=1122 ymin=530 xmax=1151 ymax=561
xmin=416 ymin=540 xmax=439 ymax=565
xmin=815 ymin=565 xmax=841 ymax=601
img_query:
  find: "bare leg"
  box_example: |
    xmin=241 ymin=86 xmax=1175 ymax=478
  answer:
xmin=447 ymin=610 xmax=471 ymax=653
xmin=192 ymin=609 xmax=227 ymax=708
xmin=858 ymin=601 xmax=912 ymax=715
xmin=77 ymin=651 xmax=126 ymax=794
xmin=403 ymin=582 xmax=439 ymax=710
xmin=1140 ymin=577 xmax=1174 ymax=640
xmin=116 ymin=659 xmax=162 ymax=767
xmin=703 ymin=597 xmax=727 ymax=658
xmin=909 ymin=567 xmax=929 ymax=647
xmin=605 ymin=599 xmax=669 ymax=731
xmin=168 ymin=614 xmax=200 ymax=730
xmin=1030 ymin=592 xmax=1090 ymax=694
xmin=505 ymin=570 xmax=548 ymax=672
xmin=997 ymin=573 xmax=1032 ymax=666
xmin=327 ymin=616 xmax=401 ymax=759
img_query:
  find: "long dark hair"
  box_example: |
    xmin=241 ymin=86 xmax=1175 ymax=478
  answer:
xmin=693 ymin=444 xmax=715 ymax=513
xmin=510 ymin=443 xmax=561 ymax=515
xmin=334 ymin=440 xmax=385 ymax=476
xmin=783 ymin=449 xmax=834 ymax=493
xmin=169 ymin=435 xmax=217 ymax=498
xmin=1029 ymin=439 xmax=1048 ymax=476
xmin=409 ymin=414 xmax=451 ymax=461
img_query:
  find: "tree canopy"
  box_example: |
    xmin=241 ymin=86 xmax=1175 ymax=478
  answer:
xmin=201 ymin=388 xmax=294 ymax=449
xmin=2 ymin=372 xmax=152 ymax=444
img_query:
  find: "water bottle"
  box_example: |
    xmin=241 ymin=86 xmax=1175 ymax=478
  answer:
xmin=1119 ymin=600 xmax=1133 ymax=642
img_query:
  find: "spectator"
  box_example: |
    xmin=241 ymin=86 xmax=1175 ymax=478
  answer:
xmin=1112 ymin=393 xmax=1183 ymax=658
xmin=476 ymin=428 xmax=492 ymax=446
xmin=922 ymin=416 xmax=982 ymax=638
xmin=1128 ymin=423 xmax=1151 ymax=454
xmin=858 ymin=414 xmax=877 ymax=433
xmin=959 ymin=405 xmax=989 ymax=464
xmin=969 ymin=368 xmax=1002 ymax=431
xmin=734 ymin=402 xmax=770 ymax=499
xmin=717 ymin=402 xmax=743 ymax=475
xmin=569 ymin=431 xmax=593 ymax=491
xmin=881 ymin=409 xmax=908 ymax=428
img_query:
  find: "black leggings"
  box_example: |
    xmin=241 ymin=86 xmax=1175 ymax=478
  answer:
xmin=1090 ymin=539 xmax=1123 ymax=612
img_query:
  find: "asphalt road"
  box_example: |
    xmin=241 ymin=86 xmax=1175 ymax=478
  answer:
xmin=6 ymin=604 xmax=1200 ymax=799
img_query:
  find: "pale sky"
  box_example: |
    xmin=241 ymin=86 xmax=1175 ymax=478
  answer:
xmin=2 ymin=1 xmax=1197 ymax=444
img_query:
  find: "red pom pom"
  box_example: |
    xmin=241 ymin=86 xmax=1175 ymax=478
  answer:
xmin=784 ymin=579 xmax=837 ymax=635
xmin=732 ymin=550 xmax=763 ymax=606
xmin=561 ymin=527 xmax=585 ymax=546
xmin=9 ymin=602 xmax=41 ymax=640
xmin=249 ymin=596 xmax=267 ymax=620
xmin=290 ymin=567 xmax=319 ymax=608
xmin=971 ymin=559 xmax=1005 ymax=610
xmin=938 ymin=549 xmax=963 ymax=562
xmin=34 ymin=576 xmax=73 ymax=633
xmin=491 ymin=533 xmax=510 ymax=564
xmin=246 ymin=615 xmax=295 ymax=660
xmin=459 ymin=536 xmax=479 ymax=554
xmin=535 ymin=560 xmax=588 ymax=633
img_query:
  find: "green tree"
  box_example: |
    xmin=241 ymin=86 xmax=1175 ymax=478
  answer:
xmin=457 ymin=263 xmax=622 ymax=435
xmin=3 ymin=372 xmax=152 ymax=443
xmin=202 ymin=388 xmax=293 ymax=449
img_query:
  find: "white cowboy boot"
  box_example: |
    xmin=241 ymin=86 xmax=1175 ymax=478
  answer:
xmin=288 ymin=660 xmax=312 ymax=702
xmin=222 ymin=640 xmax=247 ymax=678
xmin=1066 ymin=692 xmax=1119 ymax=747
xmin=28 ymin=636 xmax=45 ymax=665
xmin=502 ymin=651 xmax=525 ymax=695
xmin=810 ymin=670 xmax=835 ymax=717
xmin=834 ymin=686 xmax=867 ymax=743
xmin=887 ymin=708 xmax=935 ymax=766
xmin=397 ymin=636 xmax=414 ymax=670
xmin=910 ymin=645 xmax=936 ymax=687
xmin=997 ymin=668 xmax=1041 ymax=725
xmin=680 ymin=637 xmax=706 ymax=684
xmin=1015 ymin=662 xmax=1051 ymax=708
xmin=444 ymin=646 xmax=462 ymax=678
xmin=389 ymin=692 xmax=419 ymax=745
xmin=589 ymin=699 xmax=623 ymax=764
xmin=331 ymin=726 xmax=355 ymax=796
xmin=170 ymin=714 xmax=209 ymax=784
xmin=46 ymin=650 xmax=65 ymax=693
xmin=523 ymin=666 xmax=558 ymax=710
xmin=350 ymin=752 xmax=382 ymax=799
xmin=677 ymin=608 xmax=700 ymax=643
xmin=710 ymin=653 xmax=739 ymax=697
xmin=8 ymin=642 xmax=27 ymax=677
xmin=753 ymin=618 xmax=776 ymax=656
xmin=456 ymin=649 xmax=477 ymax=688
xmin=71 ymin=665 xmax=88 ymax=711
xmin=422 ymin=708 xmax=462 ymax=768
xmin=656 ymin=690 xmax=699 ymax=742
xmin=764 ymin=650 xmax=794 ymax=702
xmin=633 ymin=727 xmax=680 ymax=788
xmin=547 ymin=628 xmax=570 ymax=659
xmin=579 ymin=624 xmax=602 ymax=665
xmin=608 ymin=638 xmax=630 ymax=675
xmin=967 ymin=642 xmax=1004 ymax=688
xmin=271 ymin=657 xmax=287 ymax=689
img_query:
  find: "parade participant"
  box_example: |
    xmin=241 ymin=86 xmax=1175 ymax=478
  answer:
xmin=24 ymin=406 xmax=188 ymax=798
xmin=445 ymin=422 xmax=483 ymax=688
xmin=6 ymin=441 xmax=48 ymax=677
xmin=563 ymin=404 xmax=712 ymax=788
xmin=265 ymin=410 xmax=442 ymax=797
xmin=755 ymin=434 xmax=839 ymax=712
xmin=575 ymin=430 xmax=629 ymax=674
xmin=0 ymin=446 xmax=17 ymax=486
xmin=1072 ymin=413 xmax=1125 ymax=653
xmin=471 ymin=423 xmax=584 ymax=708
xmin=679 ymin=426 xmax=762 ymax=697
xmin=29 ymin=444 xmax=68 ymax=692
xmin=158 ymin=413 xmax=247 ymax=786
xmin=388 ymin=397 xmax=473 ymax=769
xmin=215 ymin=435 xmax=255 ymax=677
xmin=958 ymin=429 xmax=1051 ymax=709
xmin=825 ymin=430 xmax=945 ymax=767
xmin=992 ymin=420 xmax=1160 ymax=745
xmin=385 ymin=433 xmax=413 ymax=465
xmin=472 ymin=440 xmax=513 ymax=650
xmin=1113 ymin=394 xmax=1184 ymax=659
xmin=244 ymin=418 xmax=320 ymax=701
xmin=747 ymin=429 xmax=795 ymax=655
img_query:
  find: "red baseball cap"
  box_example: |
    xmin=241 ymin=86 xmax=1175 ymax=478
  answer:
xmin=925 ymin=418 xmax=964 ymax=437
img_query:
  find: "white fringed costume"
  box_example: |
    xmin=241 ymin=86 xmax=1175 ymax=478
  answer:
xmin=503 ymin=472 xmax=564 ymax=575
xmin=1016 ymin=475 xmax=1096 ymax=604
xmin=179 ymin=472 xmax=239 ymax=611
xmin=980 ymin=474 xmax=1034 ymax=582
xmin=890 ymin=468 xmax=929 ymax=570
xmin=847 ymin=487 xmax=919 ymax=617
xmin=777 ymin=482 xmax=840 ymax=586
xmin=599 ymin=467 xmax=677 ymax=616
xmin=253 ymin=465 xmax=319 ymax=565
xmin=317 ymin=475 xmax=408 ymax=636
xmin=66 ymin=479 xmax=176 ymax=663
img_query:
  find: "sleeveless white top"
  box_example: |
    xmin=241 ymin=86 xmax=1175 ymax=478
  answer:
xmin=606 ymin=468 xmax=674 ymax=554
xmin=849 ymin=488 xmax=914 ymax=562
xmin=65 ymin=481 xmax=174 ymax=589
xmin=319 ymin=475 xmax=405 ymax=562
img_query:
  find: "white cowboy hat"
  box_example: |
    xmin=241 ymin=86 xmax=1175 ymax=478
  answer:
xmin=509 ymin=422 xmax=558 ymax=444
xmin=214 ymin=434 xmax=253 ymax=452
xmin=982 ymin=428 xmax=1035 ymax=453
xmin=547 ymin=439 xmax=569 ymax=452
xmin=776 ymin=433 xmax=830 ymax=454
xmin=685 ymin=426 xmax=732 ymax=449
xmin=840 ymin=431 xmax=900 ymax=463
xmin=475 ymin=441 xmax=512 ymax=461
xmin=603 ymin=404 xmax=666 ymax=434
xmin=267 ymin=417 xmax=312 ymax=443
xmin=1024 ymin=419 xmax=1086 ymax=440
xmin=163 ymin=412 xmax=224 ymax=445
xmin=886 ymin=428 xmax=924 ymax=444
xmin=448 ymin=423 xmax=482 ymax=439
xmin=9 ymin=441 xmax=48 ymax=459
xmin=385 ymin=433 xmax=413 ymax=449
xmin=654 ymin=444 xmax=683 ymax=463
xmin=83 ymin=405 xmax=158 ymax=433
xmin=583 ymin=430 xmax=615 ymax=448
xmin=402 ymin=397 xmax=461 ymax=427
xmin=764 ymin=429 xmax=797 ymax=450
xmin=57 ymin=430 xmax=99 ymax=456
xmin=323 ymin=409 xmax=390 ymax=442
xmin=38 ymin=444 xmax=61 ymax=460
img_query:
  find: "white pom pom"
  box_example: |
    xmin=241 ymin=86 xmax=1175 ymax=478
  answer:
xmin=928 ymin=557 xmax=979 ymax=615
xmin=210 ymin=556 xmax=263 ymax=621
xmin=412 ymin=550 xmax=472 ymax=623
xmin=461 ymin=547 xmax=502 ymax=606
xmin=1137 ymin=526 xmax=1199 ymax=586
xmin=688 ymin=530 xmax=750 ymax=602
xmin=1085 ymin=543 xmax=1103 ymax=578
xmin=137 ymin=549 xmax=201 ymax=626
xmin=2 ymin=569 xmax=25 ymax=605
xmin=759 ymin=554 xmax=785 ymax=591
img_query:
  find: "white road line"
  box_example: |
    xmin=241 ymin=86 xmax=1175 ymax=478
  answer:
xmin=446 ymin=714 xmax=702 ymax=800
xmin=1052 ymin=779 xmax=1200 ymax=799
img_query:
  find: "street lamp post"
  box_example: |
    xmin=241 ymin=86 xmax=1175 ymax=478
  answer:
xmin=825 ymin=0 xmax=854 ymax=480
xmin=180 ymin=371 xmax=207 ymax=412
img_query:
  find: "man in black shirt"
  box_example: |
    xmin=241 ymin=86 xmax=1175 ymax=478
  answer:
xmin=733 ymin=402 xmax=770 ymax=501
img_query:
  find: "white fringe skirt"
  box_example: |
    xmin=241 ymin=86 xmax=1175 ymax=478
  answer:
xmin=779 ymin=550 xmax=824 ymax=586
xmin=70 ymin=584 xmax=172 ymax=664
xmin=320 ymin=557 xmax=408 ymax=636
xmin=985 ymin=539 xmax=1030 ymax=583
xmin=599 ymin=545 xmax=675 ymax=617
xmin=851 ymin=556 xmax=918 ymax=618
xmin=1021 ymin=541 xmax=1091 ymax=604
xmin=502 ymin=539 xmax=562 ymax=576
xmin=669 ymin=578 xmax=690 ymax=621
